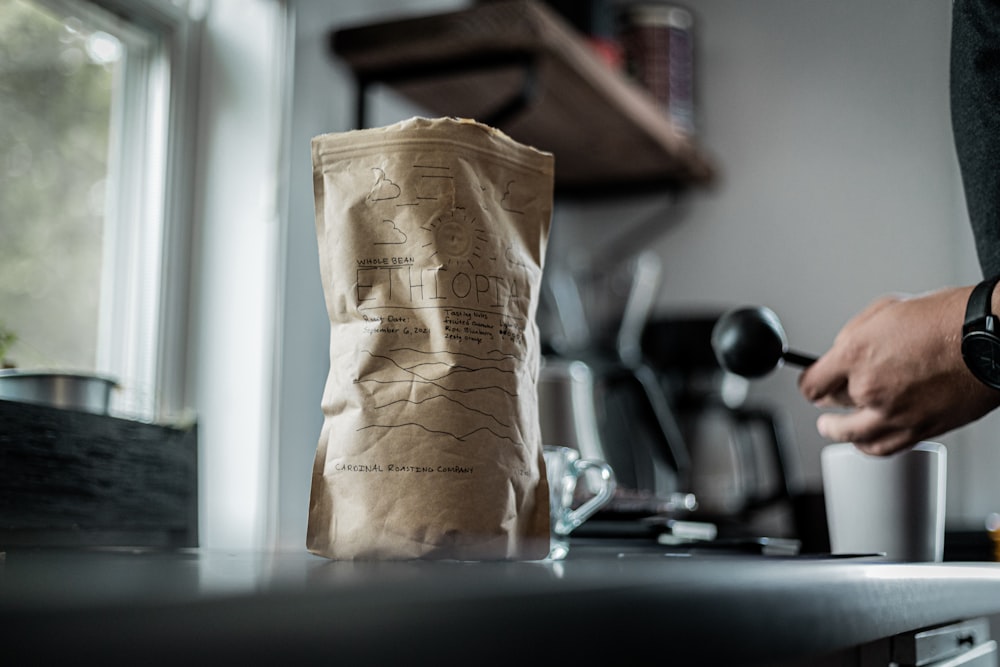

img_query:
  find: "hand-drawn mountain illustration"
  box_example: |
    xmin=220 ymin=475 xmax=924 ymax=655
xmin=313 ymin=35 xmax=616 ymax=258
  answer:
xmin=354 ymin=346 xmax=524 ymax=447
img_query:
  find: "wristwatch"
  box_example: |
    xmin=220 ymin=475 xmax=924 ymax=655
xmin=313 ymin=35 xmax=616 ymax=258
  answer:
xmin=961 ymin=274 xmax=1000 ymax=390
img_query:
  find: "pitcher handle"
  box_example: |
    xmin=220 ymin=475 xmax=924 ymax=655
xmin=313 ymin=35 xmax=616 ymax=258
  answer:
xmin=564 ymin=459 xmax=617 ymax=532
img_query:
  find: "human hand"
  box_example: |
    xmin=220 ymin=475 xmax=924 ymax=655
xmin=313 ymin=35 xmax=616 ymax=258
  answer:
xmin=797 ymin=287 xmax=1000 ymax=456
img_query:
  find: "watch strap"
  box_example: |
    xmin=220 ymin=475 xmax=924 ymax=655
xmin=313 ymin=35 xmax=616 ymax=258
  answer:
xmin=964 ymin=274 xmax=1000 ymax=329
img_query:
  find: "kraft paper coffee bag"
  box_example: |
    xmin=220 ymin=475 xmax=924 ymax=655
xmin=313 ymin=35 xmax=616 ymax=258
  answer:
xmin=308 ymin=117 xmax=553 ymax=560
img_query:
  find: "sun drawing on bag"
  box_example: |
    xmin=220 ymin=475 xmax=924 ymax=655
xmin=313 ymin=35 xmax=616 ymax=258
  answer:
xmin=420 ymin=209 xmax=492 ymax=271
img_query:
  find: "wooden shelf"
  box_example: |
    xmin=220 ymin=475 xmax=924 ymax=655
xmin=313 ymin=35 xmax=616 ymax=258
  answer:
xmin=330 ymin=0 xmax=716 ymax=197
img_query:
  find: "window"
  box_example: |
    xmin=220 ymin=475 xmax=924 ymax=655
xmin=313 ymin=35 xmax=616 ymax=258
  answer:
xmin=0 ymin=0 xmax=198 ymax=421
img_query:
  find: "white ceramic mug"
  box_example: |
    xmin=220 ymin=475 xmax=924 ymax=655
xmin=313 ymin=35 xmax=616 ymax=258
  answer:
xmin=821 ymin=441 xmax=946 ymax=562
xmin=543 ymin=445 xmax=616 ymax=560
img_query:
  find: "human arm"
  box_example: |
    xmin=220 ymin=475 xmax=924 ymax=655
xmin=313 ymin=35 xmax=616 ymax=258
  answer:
xmin=797 ymin=287 xmax=1000 ymax=456
xmin=952 ymin=0 xmax=1000 ymax=277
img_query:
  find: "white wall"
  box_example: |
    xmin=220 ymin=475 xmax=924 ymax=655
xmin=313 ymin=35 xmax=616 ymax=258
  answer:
xmin=272 ymin=0 xmax=1000 ymax=549
xmin=189 ymin=0 xmax=287 ymax=549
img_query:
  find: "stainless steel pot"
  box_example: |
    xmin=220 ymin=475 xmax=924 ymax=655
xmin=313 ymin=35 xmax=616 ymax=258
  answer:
xmin=0 ymin=370 xmax=118 ymax=415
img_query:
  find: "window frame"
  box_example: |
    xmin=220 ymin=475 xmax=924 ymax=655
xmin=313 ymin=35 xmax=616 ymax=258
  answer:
xmin=34 ymin=0 xmax=201 ymax=421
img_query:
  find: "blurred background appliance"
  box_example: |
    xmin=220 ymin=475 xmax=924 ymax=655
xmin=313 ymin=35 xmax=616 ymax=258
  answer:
xmin=537 ymin=251 xmax=829 ymax=549
xmin=538 ymin=251 xmax=693 ymax=514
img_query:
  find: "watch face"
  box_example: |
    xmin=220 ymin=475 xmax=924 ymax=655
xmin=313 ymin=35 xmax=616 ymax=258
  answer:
xmin=962 ymin=332 xmax=1000 ymax=389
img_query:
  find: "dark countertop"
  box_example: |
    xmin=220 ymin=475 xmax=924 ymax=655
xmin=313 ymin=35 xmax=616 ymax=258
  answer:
xmin=2 ymin=545 xmax=1000 ymax=665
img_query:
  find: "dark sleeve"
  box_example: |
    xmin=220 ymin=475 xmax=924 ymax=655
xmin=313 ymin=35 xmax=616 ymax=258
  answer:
xmin=952 ymin=0 xmax=1000 ymax=278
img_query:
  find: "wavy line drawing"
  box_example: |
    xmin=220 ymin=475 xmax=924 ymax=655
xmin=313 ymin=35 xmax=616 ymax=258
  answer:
xmin=355 ymin=335 xmax=523 ymax=445
xmin=389 ymin=346 xmax=521 ymax=362
xmin=365 ymin=362 xmax=513 ymax=386
xmin=457 ymin=425 xmax=518 ymax=443
xmin=358 ymin=422 xmax=458 ymax=439
xmin=398 ymin=361 xmax=514 ymax=378
xmin=354 ymin=377 xmax=518 ymax=399
xmin=394 ymin=353 xmax=518 ymax=367
xmin=357 ymin=422 xmax=519 ymax=445
xmin=361 ymin=349 xmax=513 ymax=382
xmin=372 ymin=394 xmax=511 ymax=428
xmin=485 ymin=349 xmax=521 ymax=360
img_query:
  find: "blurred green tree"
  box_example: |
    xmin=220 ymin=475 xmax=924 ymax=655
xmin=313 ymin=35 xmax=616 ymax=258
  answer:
xmin=0 ymin=0 xmax=117 ymax=370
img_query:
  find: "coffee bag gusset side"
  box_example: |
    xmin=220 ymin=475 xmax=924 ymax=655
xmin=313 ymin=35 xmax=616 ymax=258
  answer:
xmin=307 ymin=117 xmax=553 ymax=560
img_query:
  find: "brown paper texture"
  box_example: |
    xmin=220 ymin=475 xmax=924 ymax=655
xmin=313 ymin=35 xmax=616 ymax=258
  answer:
xmin=307 ymin=117 xmax=553 ymax=560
